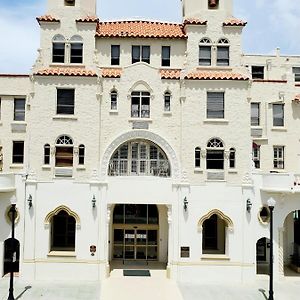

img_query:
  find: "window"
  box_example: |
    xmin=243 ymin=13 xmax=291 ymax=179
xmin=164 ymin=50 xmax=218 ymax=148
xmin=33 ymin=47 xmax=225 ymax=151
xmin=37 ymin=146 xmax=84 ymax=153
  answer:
xmin=207 ymin=92 xmax=224 ymax=119
xmin=208 ymin=0 xmax=219 ymax=9
xmin=44 ymin=144 xmax=50 ymax=165
xmin=65 ymin=0 xmax=75 ymax=6
xmin=164 ymin=92 xmax=171 ymax=112
xmin=252 ymin=143 xmax=260 ymax=169
xmin=131 ymin=91 xmax=150 ymax=118
xmin=217 ymin=39 xmax=229 ymax=66
xmin=57 ymin=89 xmax=75 ymax=115
xmin=111 ymin=45 xmax=120 ymax=65
xmin=292 ymin=67 xmax=300 ymax=82
xmin=55 ymin=135 xmax=73 ymax=167
xmin=51 ymin=210 xmax=75 ymax=251
xmin=252 ymin=66 xmax=264 ymax=79
xmin=162 ymin=46 xmax=170 ymax=67
xmin=199 ymin=38 xmax=212 ymax=66
xmin=251 ymin=103 xmax=260 ymax=126
xmin=273 ymin=104 xmax=284 ymax=127
xmin=110 ymin=90 xmax=118 ymax=110
xmin=78 ymin=144 xmax=85 ymax=165
xmin=52 ymin=35 xmax=65 ymax=63
xmin=195 ymin=147 xmax=201 ymax=168
xmin=132 ymin=46 xmax=150 ymax=64
xmin=202 ymin=214 xmax=225 ymax=254
xmin=12 ymin=141 xmax=24 ymax=164
xmin=229 ymin=148 xmax=236 ymax=169
xmin=273 ymin=146 xmax=284 ymax=169
xmin=70 ymin=35 xmax=83 ymax=64
xmin=14 ymin=98 xmax=25 ymax=121
xmin=206 ymin=138 xmax=224 ymax=169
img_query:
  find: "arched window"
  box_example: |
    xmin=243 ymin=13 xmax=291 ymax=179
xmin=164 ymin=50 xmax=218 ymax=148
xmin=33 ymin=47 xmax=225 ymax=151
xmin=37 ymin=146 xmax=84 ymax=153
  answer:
xmin=70 ymin=35 xmax=83 ymax=64
xmin=195 ymin=147 xmax=201 ymax=168
xmin=110 ymin=90 xmax=118 ymax=110
xmin=51 ymin=210 xmax=75 ymax=251
xmin=164 ymin=91 xmax=171 ymax=112
xmin=206 ymin=138 xmax=224 ymax=169
xmin=109 ymin=140 xmax=170 ymax=177
xmin=131 ymin=91 xmax=150 ymax=118
xmin=52 ymin=34 xmax=65 ymax=63
xmin=44 ymin=144 xmax=50 ymax=165
xmin=229 ymin=148 xmax=236 ymax=169
xmin=208 ymin=0 xmax=219 ymax=9
xmin=217 ymin=38 xmax=230 ymax=66
xmin=78 ymin=144 xmax=85 ymax=165
xmin=55 ymin=135 xmax=73 ymax=167
xmin=199 ymin=38 xmax=212 ymax=66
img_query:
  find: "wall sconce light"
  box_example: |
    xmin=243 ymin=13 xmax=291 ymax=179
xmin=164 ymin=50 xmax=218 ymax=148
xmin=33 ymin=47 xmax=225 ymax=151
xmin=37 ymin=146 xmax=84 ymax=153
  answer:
xmin=92 ymin=195 xmax=96 ymax=208
xmin=246 ymin=198 xmax=252 ymax=213
xmin=183 ymin=197 xmax=188 ymax=212
xmin=27 ymin=194 xmax=32 ymax=209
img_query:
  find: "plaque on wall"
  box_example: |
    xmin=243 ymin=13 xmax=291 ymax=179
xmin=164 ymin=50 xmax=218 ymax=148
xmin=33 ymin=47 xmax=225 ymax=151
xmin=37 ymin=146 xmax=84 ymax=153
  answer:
xmin=181 ymin=246 xmax=190 ymax=258
xmin=132 ymin=121 xmax=149 ymax=130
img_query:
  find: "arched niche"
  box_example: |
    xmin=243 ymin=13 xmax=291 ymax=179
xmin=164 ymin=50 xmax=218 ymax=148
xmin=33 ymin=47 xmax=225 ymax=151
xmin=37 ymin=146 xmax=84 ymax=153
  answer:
xmin=198 ymin=209 xmax=234 ymax=232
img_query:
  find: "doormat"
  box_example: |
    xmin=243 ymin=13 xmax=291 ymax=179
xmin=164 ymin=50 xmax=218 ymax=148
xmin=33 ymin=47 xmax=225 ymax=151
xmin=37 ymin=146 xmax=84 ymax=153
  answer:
xmin=123 ymin=270 xmax=151 ymax=277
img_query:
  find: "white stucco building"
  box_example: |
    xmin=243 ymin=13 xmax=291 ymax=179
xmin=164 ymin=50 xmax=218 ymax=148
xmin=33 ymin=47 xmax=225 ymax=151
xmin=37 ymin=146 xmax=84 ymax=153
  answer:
xmin=0 ymin=0 xmax=300 ymax=284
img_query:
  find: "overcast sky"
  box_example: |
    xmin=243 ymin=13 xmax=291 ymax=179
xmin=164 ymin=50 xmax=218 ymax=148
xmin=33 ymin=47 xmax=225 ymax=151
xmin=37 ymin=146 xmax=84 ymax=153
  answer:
xmin=0 ymin=0 xmax=299 ymax=73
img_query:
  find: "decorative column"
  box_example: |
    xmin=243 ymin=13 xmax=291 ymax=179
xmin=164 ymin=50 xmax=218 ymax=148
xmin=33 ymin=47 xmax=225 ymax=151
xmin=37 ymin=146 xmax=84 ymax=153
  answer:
xmin=166 ymin=205 xmax=172 ymax=279
xmin=278 ymin=227 xmax=285 ymax=277
xmin=105 ymin=204 xmax=112 ymax=278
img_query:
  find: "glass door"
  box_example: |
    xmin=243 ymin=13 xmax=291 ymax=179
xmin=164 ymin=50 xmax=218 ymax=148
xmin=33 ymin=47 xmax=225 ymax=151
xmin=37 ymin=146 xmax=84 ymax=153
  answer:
xmin=124 ymin=229 xmax=135 ymax=259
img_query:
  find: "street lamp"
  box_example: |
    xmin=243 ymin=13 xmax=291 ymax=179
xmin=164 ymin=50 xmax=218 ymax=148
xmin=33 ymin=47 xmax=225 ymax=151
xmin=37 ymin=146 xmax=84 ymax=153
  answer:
xmin=267 ymin=197 xmax=276 ymax=300
xmin=8 ymin=195 xmax=17 ymax=300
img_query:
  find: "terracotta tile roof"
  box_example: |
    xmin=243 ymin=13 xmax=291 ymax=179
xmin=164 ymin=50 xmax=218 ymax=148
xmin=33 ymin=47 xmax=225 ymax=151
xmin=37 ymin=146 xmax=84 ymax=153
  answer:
xmin=160 ymin=69 xmax=181 ymax=80
xmin=296 ymin=84 xmax=300 ymax=87
xmin=96 ymin=20 xmax=186 ymax=39
xmin=34 ymin=68 xmax=97 ymax=77
xmin=76 ymin=16 xmax=99 ymax=23
xmin=36 ymin=15 xmax=60 ymax=24
xmin=294 ymin=94 xmax=300 ymax=103
xmin=183 ymin=18 xmax=207 ymax=26
xmin=223 ymin=18 xmax=247 ymax=27
xmin=185 ymin=71 xmax=249 ymax=81
xmin=101 ymin=68 xmax=122 ymax=78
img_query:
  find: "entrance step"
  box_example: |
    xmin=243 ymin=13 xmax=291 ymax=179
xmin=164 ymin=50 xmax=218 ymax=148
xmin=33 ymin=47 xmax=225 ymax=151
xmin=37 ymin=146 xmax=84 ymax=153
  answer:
xmin=100 ymin=275 xmax=183 ymax=300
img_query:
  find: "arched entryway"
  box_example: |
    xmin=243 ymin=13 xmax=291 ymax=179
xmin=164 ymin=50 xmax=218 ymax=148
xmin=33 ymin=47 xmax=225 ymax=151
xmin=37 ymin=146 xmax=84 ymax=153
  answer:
xmin=3 ymin=238 xmax=20 ymax=275
xmin=283 ymin=210 xmax=300 ymax=275
xmin=112 ymin=204 xmax=159 ymax=261
xmin=256 ymin=237 xmax=270 ymax=275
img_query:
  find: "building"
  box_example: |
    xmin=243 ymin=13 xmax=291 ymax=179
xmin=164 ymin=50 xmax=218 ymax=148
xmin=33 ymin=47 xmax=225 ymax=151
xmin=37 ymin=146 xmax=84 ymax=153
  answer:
xmin=0 ymin=0 xmax=300 ymax=284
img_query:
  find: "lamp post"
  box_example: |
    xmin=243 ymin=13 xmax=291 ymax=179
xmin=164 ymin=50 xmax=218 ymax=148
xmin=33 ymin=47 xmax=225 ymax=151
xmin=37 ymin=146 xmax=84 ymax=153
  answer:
xmin=267 ymin=197 xmax=276 ymax=300
xmin=8 ymin=196 xmax=17 ymax=300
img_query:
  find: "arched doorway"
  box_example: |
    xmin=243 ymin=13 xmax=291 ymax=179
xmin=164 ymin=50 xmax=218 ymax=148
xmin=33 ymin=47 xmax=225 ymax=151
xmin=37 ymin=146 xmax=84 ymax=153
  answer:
xmin=112 ymin=204 xmax=159 ymax=261
xmin=256 ymin=237 xmax=270 ymax=275
xmin=3 ymin=238 xmax=20 ymax=275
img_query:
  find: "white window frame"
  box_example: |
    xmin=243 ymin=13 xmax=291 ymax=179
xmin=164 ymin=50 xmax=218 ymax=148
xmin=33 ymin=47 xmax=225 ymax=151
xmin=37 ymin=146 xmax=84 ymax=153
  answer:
xmin=251 ymin=103 xmax=260 ymax=126
xmin=110 ymin=90 xmax=118 ymax=111
xmin=273 ymin=104 xmax=284 ymax=127
xmin=216 ymin=38 xmax=230 ymax=66
xmin=131 ymin=91 xmax=150 ymax=118
xmin=252 ymin=143 xmax=260 ymax=169
xmin=207 ymin=92 xmax=225 ymax=119
xmin=199 ymin=38 xmax=212 ymax=66
xmin=273 ymin=146 xmax=284 ymax=169
xmin=292 ymin=67 xmax=300 ymax=82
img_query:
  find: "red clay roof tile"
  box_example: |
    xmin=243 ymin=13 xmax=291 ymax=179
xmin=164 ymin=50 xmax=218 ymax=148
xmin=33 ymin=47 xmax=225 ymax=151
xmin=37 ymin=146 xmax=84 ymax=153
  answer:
xmin=183 ymin=18 xmax=207 ymax=26
xmin=101 ymin=68 xmax=122 ymax=78
xmin=185 ymin=71 xmax=249 ymax=81
xmin=294 ymin=94 xmax=300 ymax=103
xmin=36 ymin=15 xmax=60 ymax=24
xmin=96 ymin=20 xmax=186 ymax=39
xmin=34 ymin=68 xmax=97 ymax=77
xmin=160 ymin=69 xmax=181 ymax=80
xmin=223 ymin=18 xmax=247 ymax=27
xmin=76 ymin=16 xmax=99 ymax=23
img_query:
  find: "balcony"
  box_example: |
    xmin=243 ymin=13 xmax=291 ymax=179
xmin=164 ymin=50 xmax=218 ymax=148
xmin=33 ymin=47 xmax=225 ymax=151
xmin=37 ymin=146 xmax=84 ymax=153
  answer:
xmin=0 ymin=174 xmax=15 ymax=192
xmin=261 ymin=173 xmax=300 ymax=193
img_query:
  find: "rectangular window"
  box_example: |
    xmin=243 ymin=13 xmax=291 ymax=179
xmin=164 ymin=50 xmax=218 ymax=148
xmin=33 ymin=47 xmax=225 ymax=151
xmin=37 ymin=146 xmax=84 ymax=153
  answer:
xmin=132 ymin=46 xmax=150 ymax=64
xmin=207 ymin=92 xmax=224 ymax=119
xmin=12 ymin=141 xmax=24 ymax=164
xmin=164 ymin=93 xmax=171 ymax=112
xmin=206 ymin=150 xmax=224 ymax=169
xmin=252 ymin=66 xmax=264 ymax=79
xmin=273 ymin=104 xmax=284 ymax=127
xmin=273 ymin=146 xmax=284 ymax=169
xmin=199 ymin=46 xmax=211 ymax=66
xmin=252 ymin=143 xmax=260 ymax=169
xmin=70 ymin=43 xmax=83 ymax=64
xmin=251 ymin=103 xmax=260 ymax=126
xmin=162 ymin=46 xmax=170 ymax=67
xmin=52 ymin=43 xmax=65 ymax=63
xmin=14 ymin=98 xmax=26 ymax=121
xmin=111 ymin=45 xmax=120 ymax=65
xmin=57 ymin=89 xmax=75 ymax=115
xmin=293 ymin=67 xmax=300 ymax=82
xmin=217 ymin=46 xmax=229 ymax=66
xmin=131 ymin=92 xmax=150 ymax=118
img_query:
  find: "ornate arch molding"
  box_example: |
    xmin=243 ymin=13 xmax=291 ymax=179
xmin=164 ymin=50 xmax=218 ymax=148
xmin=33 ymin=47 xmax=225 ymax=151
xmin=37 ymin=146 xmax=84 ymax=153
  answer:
xmin=198 ymin=209 xmax=234 ymax=232
xmin=44 ymin=205 xmax=81 ymax=228
xmin=128 ymin=80 xmax=154 ymax=95
xmin=100 ymin=130 xmax=181 ymax=179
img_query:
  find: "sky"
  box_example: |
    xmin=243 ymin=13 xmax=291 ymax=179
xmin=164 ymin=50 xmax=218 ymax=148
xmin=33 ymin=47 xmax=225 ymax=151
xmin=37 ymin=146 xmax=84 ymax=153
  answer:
xmin=0 ymin=0 xmax=299 ymax=73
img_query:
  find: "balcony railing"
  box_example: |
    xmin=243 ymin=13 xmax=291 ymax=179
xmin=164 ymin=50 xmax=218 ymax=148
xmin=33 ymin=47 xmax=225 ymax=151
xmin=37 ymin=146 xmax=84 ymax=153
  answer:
xmin=0 ymin=174 xmax=15 ymax=192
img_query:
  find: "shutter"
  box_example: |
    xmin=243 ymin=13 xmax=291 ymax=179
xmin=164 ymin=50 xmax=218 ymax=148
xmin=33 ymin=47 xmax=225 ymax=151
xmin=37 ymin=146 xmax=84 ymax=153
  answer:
xmin=207 ymin=92 xmax=224 ymax=118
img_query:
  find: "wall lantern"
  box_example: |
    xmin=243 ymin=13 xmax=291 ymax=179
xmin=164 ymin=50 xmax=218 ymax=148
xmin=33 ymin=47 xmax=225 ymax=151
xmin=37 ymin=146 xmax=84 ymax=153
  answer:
xmin=183 ymin=197 xmax=188 ymax=212
xmin=246 ymin=198 xmax=252 ymax=213
xmin=27 ymin=194 xmax=32 ymax=209
xmin=92 ymin=195 xmax=96 ymax=208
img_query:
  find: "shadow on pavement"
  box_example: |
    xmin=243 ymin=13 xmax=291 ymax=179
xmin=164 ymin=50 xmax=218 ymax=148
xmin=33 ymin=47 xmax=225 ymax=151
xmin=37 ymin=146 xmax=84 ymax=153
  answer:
xmin=258 ymin=288 xmax=268 ymax=300
xmin=15 ymin=285 xmax=32 ymax=299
